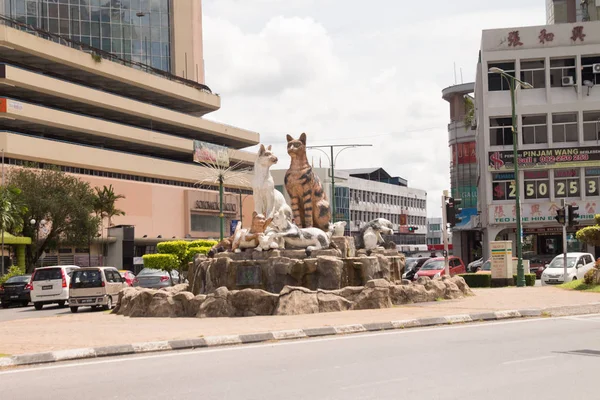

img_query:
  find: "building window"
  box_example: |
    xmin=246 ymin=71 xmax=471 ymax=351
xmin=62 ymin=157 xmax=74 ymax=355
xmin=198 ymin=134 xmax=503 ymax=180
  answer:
xmin=552 ymin=113 xmax=578 ymax=143
xmin=581 ymin=55 xmax=600 ymax=85
xmin=492 ymin=172 xmax=516 ymax=201
xmin=585 ymin=168 xmax=600 ymax=196
xmin=524 ymin=170 xmax=550 ymax=199
xmin=554 ymin=169 xmax=580 ymax=198
xmin=522 ymin=114 xmax=548 ymax=144
xmin=488 ymin=62 xmax=515 ymax=91
xmin=490 ymin=117 xmax=513 ymax=146
xmin=520 ymin=59 xmax=545 ymax=88
xmin=550 ymin=58 xmax=576 ymax=87
xmin=191 ymin=214 xmax=222 ymax=232
xmin=583 ymin=111 xmax=600 ymax=141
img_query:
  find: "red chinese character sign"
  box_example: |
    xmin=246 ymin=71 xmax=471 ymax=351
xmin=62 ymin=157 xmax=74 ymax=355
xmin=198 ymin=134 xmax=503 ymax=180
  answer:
xmin=571 ymin=26 xmax=586 ymax=42
xmin=538 ymin=29 xmax=554 ymax=44
xmin=508 ymin=31 xmax=523 ymax=47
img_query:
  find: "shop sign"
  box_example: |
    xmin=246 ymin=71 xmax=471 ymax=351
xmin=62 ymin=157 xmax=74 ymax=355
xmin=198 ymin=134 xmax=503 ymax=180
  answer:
xmin=490 ymin=241 xmax=512 ymax=279
xmin=489 ymin=146 xmax=600 ymax=171
xmin=193 ymin=140 xmax=230 ymax=167
xmin=489 ymin=200 xmax=599 ymax=225
xmin=195 ymin=200 xmax=237 ymax=212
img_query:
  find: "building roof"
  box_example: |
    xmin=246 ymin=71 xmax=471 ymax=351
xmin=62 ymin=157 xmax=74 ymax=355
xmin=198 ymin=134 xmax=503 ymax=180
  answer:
xmin=343 ymin=167 xmax=408 ymax=187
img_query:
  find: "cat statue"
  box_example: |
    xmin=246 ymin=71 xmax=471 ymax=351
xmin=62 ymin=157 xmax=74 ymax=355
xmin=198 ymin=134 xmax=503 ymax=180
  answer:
xmin=284 ymin=133 xmax=330 ymax=231
xmin=270 ymin=209 xmax=333 ymax=253
xmin=252 ymin=144 xmax=292 ymax=220
xmin=231 ymin=212 xmax=272 ymax=253
xmin=355 ymin=218 xmax=394 ymax=249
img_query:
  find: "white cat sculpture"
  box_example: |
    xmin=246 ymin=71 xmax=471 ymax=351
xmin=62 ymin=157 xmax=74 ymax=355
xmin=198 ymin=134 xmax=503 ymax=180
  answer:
xmin=270 ymin=209 xmax=332 ymax=252
xmin=252 ymin=144 xmax=293 ymax=220
xmin=328 ymin=221 xmax=347 ymax=238
xmin=355 ymin=218 xmax=394 ymax=249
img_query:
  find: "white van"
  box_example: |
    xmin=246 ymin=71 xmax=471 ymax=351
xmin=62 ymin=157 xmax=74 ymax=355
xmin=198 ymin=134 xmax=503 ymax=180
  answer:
xmin=30 ymin=265 xmax=80 ymax=310
xmin=68 ymin=267 xmax=127 ymax=313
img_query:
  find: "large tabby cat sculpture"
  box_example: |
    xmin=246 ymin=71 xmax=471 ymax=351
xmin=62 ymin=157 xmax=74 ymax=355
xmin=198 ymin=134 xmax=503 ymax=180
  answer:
xmin=285 ymin=133 xmax=331 ymax=232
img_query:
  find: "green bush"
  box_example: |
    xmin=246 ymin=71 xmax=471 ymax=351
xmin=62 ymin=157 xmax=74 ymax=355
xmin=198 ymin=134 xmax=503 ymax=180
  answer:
xmin=142 ymin=254 xmax=178 ymax=272
xmin=512 ymin=274 xmax=536 ymax=287
xmin=584 ymin=269 xmax=596 ymax=285
xmin=458 ymin=273 xmax=491 ymax=288
xmin=0 ymin=265 xmax=26 ymax=285
xmin=188 ymin=240 xmax=218 ymax=248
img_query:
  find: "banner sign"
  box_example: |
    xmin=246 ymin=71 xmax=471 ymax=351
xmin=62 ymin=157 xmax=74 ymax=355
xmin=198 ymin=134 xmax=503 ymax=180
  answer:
xmin=489 ymin=199 xmax=600 ymax=225
xmin=488 ymin=146 xmax=600 ymax=171
xmin=193 ymin=140 xmax=230 ymax=167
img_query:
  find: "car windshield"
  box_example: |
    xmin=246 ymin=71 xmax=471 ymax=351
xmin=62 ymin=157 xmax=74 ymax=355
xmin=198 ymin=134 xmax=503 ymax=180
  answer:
xmin=6 ymin=275 xmax=30 ymax=284
xmin=481 ymin=261 xmax=491 ymax=271
xmin=420 ymin=260 xmax=444 ymax=271
xmin=33 ymin=268 xmax=62 ymax=281
xmin=138 ymin=268 xmax=166 ymax=276
xmin=548 ymin=257 xmax=577 ymax=268
xmin=71 ymin=270 xmax=103 ymax=288
xmin=405 ymin=259 xmax=418 ymax=270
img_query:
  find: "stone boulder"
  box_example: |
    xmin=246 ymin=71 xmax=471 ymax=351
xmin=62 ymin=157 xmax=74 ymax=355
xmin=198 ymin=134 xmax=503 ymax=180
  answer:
xmin=445 ymin=276 xmax=473 ymax=296
xmin=197 ymin=287 xmax=235 ymax=318
xmin=189 ymin=294 xmax=207 ymax=317
xmin=403 ymin=284 xmax=434 ymax=303
xmin=329 ymin=286 xmax=365 ymax=302
xmin=352 ymin=287 xmax=392 ymax=310
xmin=424 ymin=279 xmax=447 ymax=300
xmin=274 ymin=286 xmax=319 ymax=315
xmin=389 ymin=285 xmax=410 ymax=305
xmin=160 ymin=283 xmax=189 ymax=294
xmin=229 ymin=289 xmax=279 ymax=317
xmin=316 ymin=256 xmax=343 ymax=290
xmin=365 ymin=279 xmax=391 ymax=288
xmin=264 ymin=257 xmax=303 ymax=293
xmin=317 ymin=291 xmax=352 ymax=313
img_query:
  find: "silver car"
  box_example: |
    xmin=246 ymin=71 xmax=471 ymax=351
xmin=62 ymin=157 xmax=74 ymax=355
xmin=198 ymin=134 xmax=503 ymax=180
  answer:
xmin=133 ymin=268 xmax=182 ymax=288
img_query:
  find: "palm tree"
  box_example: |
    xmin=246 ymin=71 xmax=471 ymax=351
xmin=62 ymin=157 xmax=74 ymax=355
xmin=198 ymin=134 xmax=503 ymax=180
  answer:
xmin=0 ymin=186 xmax=27 ymax=275
xmin=93 ymin=185 xmax=125 ymax=260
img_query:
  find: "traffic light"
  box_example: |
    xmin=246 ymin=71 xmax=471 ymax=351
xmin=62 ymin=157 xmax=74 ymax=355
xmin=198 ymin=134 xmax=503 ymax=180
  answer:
xmin=568 ymin=204 xmax=579 ymax=226
xmin=446 ymin=198 xmax=463 ymax=227
xmin=554 ymin=207 xmax=565 ymax=225
xmin=408 ymin=226 xmax=419 ymax=233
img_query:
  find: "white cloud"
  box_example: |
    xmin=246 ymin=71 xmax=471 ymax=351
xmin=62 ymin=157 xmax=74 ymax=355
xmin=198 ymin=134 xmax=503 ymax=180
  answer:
xmin=201 ymin=0 xmax=545 ymax=216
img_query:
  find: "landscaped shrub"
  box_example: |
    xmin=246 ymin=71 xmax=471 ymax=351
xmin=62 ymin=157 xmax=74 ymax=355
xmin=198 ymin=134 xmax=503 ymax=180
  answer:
xmin=188 ymin=239 xmax=218 ymax=248
xmin=512 ymin=274 xmax=536 ymax=287
xmin=0 ymin=265 xmax=25 ymax=285
xmin=585 ymin=269 xmax=596 ymax=285
xmin=141 ymin=253 xmax=178 ymax=272
xmin=458 ymin=273 xmax=491 ymax=288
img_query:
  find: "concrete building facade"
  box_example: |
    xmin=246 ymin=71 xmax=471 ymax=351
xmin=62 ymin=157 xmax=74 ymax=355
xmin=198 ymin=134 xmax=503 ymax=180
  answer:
xmin=0 ymin=1 xmax=257 ymax=269
xmin=475 ymin=20 xmax=600 ymax=262
xmin=547 ymin=0 xmax=600 ymax=24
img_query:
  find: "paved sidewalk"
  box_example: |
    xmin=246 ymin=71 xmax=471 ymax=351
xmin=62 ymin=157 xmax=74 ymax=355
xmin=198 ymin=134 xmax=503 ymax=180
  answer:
xmin=1 ymin=287 xmax=598 ymax=358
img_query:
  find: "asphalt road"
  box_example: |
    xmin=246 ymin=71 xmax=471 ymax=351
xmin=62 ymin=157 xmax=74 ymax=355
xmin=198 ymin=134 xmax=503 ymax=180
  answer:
xmin=2 ymin=315 xmax=600 ymax=400
xmin=0 ymin=303 xmax=101 ymax=322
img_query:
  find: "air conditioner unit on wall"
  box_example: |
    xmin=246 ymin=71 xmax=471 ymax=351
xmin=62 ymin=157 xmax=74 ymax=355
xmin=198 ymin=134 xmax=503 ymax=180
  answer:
xmin=593 ymin=63 xmax=600 ymax=74
xmin=562 ymin=76 xmax=575 ymax=86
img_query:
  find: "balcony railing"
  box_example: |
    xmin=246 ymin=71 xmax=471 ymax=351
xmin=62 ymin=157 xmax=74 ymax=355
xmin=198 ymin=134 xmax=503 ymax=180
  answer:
xmin=0 ymin=14 xmax=213 ymax=94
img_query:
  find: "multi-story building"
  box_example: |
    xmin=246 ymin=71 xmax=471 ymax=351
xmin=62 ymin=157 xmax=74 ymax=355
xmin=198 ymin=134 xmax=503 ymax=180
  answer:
xmin=475 ymin=20 xmax=600 ymax=261
xmin=426 ymin=218 xmax=443 ymax=246
xmin=547 ymin=0 xmax=600 ymax=24
xmin=272 ymin=167 xmax=428 ymax=251
xmin=0 ymin=1 xmax=258 ymax=269
xmin=442 ymin=82 xmax=482 ymax=264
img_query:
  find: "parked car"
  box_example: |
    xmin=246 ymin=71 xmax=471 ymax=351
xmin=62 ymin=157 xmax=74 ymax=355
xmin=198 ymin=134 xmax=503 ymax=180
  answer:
xmin=414 ymin=256 xmax=466 ymax=279
xmin=0 ymin=275 xmax=32 ymax=308
xmin=541 ymin=253 xmax=595 ymax=285
xmin=475 ymin=259 xmax=492 ymax=274
xmin=119 ymin=270 xmax=136 ymax=287
xmin=467 ymin=258 xmax=484 ymax=273
xmin=402 ymin=257 xmax=430 ymax=281
xmin=133 ymin=268 xmax=182 ymax=288
xmin=69 ymin=267 xmax=127 ymax=313
xmin=523 ymin=253 xmax=551 ymax=279
xmin=30 ymin=265 xmax=80 ymax=310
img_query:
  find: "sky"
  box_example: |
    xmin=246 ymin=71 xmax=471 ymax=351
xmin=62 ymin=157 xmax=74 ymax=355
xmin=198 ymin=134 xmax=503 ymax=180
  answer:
xmin=201 ymin=0 xmax=546 ymax=217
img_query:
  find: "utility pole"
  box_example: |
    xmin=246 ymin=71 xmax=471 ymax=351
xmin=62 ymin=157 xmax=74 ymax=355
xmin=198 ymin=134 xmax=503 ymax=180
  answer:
xmin=1 ymin=148 xmax=4 ymax=276
xmin=562 ymin=199 xmax=568 ymax=283
xmin=442 ymin=191 xmax=450 ymax=276
xmin=306 ymin=144 xmax=372 ymax=224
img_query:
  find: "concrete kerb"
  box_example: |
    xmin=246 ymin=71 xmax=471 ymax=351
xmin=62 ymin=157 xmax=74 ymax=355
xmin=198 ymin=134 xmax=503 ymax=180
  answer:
xmin=1 ymin=304 xmax=599 ymax=370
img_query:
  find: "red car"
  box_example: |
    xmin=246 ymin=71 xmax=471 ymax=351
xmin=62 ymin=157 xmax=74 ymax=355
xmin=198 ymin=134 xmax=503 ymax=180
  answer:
xmin=414 ymin=256 xmax=466 ymax=279
xmin=119 ymin=270 xmax=136 ymax=287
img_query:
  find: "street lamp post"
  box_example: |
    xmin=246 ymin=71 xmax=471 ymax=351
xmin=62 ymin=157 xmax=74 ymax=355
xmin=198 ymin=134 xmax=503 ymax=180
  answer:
xmin=489 ymin=67 xmax=533 ymax=287
xmin=306 ymin=144 xmax=372 ymax=224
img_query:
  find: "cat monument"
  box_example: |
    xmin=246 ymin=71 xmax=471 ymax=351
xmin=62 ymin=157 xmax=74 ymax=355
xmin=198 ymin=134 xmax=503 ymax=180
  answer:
xmin=252 ymin=144 xmax=293 ymax=220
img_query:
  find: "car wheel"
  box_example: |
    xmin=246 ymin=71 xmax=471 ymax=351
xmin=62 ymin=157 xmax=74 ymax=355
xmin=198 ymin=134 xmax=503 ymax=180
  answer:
xmin=572 ymin=276 xmax=577 ymax=281
xmin=34 ymin=302 xmax=43 ymax=310
xmin=57 ymin=301 xmax=66 ymax=308
xmin=1 ymin=302 xmax=9 ymax=309
xmin=102 ymin=296 xmax=112 ymax=311
xmin=70 ymin=306 xmax=79 ymax=313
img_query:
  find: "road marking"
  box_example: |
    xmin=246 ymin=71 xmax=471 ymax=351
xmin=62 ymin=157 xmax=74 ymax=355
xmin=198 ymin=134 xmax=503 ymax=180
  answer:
xmin=502 ymin=355 xmax=556 ymax=365
xmin=2 ymin=313 xmax=600 ymax=376
xmin=341 ymin=377 xmax=409 ymax=390
xmin=564 ymin=316 xmax=600 ymax=323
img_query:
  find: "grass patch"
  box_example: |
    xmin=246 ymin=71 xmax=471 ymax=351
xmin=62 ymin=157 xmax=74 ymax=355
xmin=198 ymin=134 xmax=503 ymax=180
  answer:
xmin=435 ymin=297 xmax=444 ymax=302
xmin=0 ymin=354 xmax=10 ymax=358
xmin=557 ymin=280 xmax=600 ymax=293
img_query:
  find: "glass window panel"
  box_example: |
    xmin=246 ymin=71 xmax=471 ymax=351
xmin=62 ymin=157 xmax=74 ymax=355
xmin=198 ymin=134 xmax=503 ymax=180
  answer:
xmin=160 ymin=27 xmax=168 ymax=42
xmin=49 ymin=3 xmax=59 ymax=18
xmin=70 ymin=6 xmax=80 ymax=20
xmin=111 ymin=24 xmax=122 ymax=38
xmin=92 ymin=36 xmax=101 ymax=48
xmin=26 ymin=1 xmax=37 ymax=15
xmin=91 ymin=22 xmax=100 ymax=36
xmin=71 ymin=20 xmax=80 ymax=35
xmin=151 ymin=41 xmax=160 ymax=56
xmin=101 ymin=8 xmax=110 ymax=22
xmin=101 ymin=22 xmax=110 ymax=35
xmin=81 ymin=21 xmax=91 ymax=35
xmin=150 ymin=27 xmax=159 ymax=41
xmin=80 ymin=6 xmax=90 ymax=20
xmin=102 ymin=37 xmax=111 ymax=51
xmin=16 ymin=1 xmax=26 ymax=15
xmin=59 ymin=4 xmax=69 ymax=18
xmin=49 ymin=18 xmax=59 ymax=33
xmin=123 ymin=39 xmax=131 ymax=53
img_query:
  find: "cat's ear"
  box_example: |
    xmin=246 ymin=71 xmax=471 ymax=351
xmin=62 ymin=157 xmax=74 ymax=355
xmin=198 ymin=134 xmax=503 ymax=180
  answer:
xmin=259 ymin=144 xmax=265 ymax=155
xmin=286 ymin=134 xmax=293 ymax=142
xmin=299 ymin=133 xmax=307 ymax=144
xmin=252 ymin=211 xmax=258 ymax=218
xmin=267 ymin=145 xmax=272 ymax=151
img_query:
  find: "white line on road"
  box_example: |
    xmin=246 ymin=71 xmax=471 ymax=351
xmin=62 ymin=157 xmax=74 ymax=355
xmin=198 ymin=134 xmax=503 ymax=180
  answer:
xmin=502 ymin=355 xmax=556 ymax=365
xmin=2 ymin=313 xmax=600 ymax=376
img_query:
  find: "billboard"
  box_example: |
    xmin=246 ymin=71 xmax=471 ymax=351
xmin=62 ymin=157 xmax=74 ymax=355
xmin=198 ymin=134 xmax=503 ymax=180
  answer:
xmin=193 ymin=140 xmax=230 ymax=168
xmin=488 ymin=146 xmax=600 ymax=171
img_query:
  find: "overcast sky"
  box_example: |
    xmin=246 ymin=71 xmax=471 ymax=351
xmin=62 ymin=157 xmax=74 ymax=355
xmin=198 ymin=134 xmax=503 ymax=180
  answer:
xmin=202 ymin=0 xmax=545 ymax=217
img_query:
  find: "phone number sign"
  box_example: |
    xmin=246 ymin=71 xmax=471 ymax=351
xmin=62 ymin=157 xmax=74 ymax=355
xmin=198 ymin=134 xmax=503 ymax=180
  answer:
xmin=489 ymin=146 xmax=600 ymax=171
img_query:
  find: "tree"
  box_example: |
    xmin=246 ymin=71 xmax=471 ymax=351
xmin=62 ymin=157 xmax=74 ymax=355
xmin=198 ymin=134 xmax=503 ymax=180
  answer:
xmin=143 ymin=240 xmax=216 ymax=284
xmin=93 ymin=185 xmax=125 ymax=260
xmin=576 ymin=215 xmax=600 ymax=246
xmin=0 ymin=186 xmax=27 ymax=235
xmin=8 ymin=167 xmax=100 ymax=270
xmin=464 ymin=95 xmax=475 ymax=129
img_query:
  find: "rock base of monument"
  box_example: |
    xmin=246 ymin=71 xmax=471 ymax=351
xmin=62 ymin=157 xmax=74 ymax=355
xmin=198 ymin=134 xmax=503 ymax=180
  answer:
xmin=113 ymin=276 xmax=473 ymax=318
